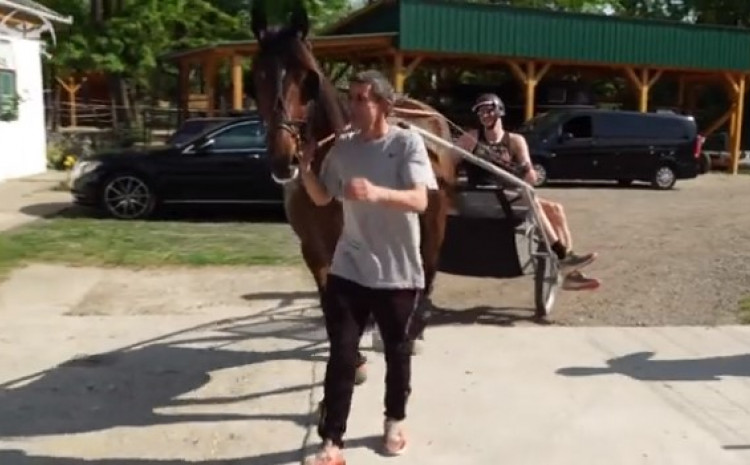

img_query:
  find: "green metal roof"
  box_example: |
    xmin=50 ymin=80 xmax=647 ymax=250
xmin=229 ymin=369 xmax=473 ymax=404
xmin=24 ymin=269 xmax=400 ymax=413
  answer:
xmin=324 ymin=0 xmax=750 ymax=72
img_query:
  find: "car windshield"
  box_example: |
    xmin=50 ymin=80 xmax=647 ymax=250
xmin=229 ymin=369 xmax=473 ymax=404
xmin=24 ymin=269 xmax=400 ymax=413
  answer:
xmin=516 ymin=111 xmax=567 ymax=135
xmin=167 ymin=119 xmax=229 ymax=146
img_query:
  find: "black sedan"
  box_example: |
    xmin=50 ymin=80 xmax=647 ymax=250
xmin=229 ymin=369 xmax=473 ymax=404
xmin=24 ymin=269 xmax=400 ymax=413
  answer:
xmin=69 ymin=116 xmax=284 ymax=219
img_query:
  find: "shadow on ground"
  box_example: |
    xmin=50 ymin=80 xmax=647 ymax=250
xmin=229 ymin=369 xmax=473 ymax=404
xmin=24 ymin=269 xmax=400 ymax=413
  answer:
xmin=556 ymin=351 xmax=750 ymax=381
xmin=0 ymin=436 xmax=383 ymax=465
xmin=17 ymin=203 xmax=287 ymax=224
xmin=0 ymin=302 xmax=328 ymax=440
xmin=541 ymin=181 xmax=663 ymax=191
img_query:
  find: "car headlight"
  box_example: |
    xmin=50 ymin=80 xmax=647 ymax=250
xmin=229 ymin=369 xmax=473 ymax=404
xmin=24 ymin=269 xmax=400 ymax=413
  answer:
xmin=69 ymin=160 xmax=102 ymax=182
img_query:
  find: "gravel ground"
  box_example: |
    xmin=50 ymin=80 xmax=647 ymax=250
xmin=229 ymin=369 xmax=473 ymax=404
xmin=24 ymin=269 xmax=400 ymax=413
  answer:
xmin=428 ymin=173 xmax=750 ymax=327
xmin=2 ymin=173 xmax=748 ymax=327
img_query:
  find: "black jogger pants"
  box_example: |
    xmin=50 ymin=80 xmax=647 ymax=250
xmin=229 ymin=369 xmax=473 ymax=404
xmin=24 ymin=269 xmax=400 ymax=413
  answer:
xmin=317 ymin=274 xmax=420 ymax=448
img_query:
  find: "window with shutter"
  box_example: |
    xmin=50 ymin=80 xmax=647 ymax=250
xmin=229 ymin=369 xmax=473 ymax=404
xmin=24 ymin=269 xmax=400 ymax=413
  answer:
xmin=0 ymin=69 xmax=18 ymax=121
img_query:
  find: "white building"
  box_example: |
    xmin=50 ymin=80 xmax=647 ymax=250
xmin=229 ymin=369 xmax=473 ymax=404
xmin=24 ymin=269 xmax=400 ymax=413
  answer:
xmin=0 ymin=0 xmax=71 ymax=183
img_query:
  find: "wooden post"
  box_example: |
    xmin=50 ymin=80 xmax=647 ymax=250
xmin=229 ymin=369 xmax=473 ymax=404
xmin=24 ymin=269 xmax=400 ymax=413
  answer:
xmin=202 ymin=54 xmax=218 ymax=117
xmin=677 ymin=76 xmax=686 ymax=110
xmin=231 ymin=54 xmax=244 ymax=111
xmin=392 ymin=52 xmax=405 ymax=93
xmin=728 ymin=74 xmax=746 ymax=175
xmin=508 ymin=61 xmax=551 ymax=121
xmin=55 ymin=76 xmax=85 ymax=127
xmin=177 ymin=60 xmax=190 ymax=123
xmin=624 ymin=68 xmax=662 ymax=113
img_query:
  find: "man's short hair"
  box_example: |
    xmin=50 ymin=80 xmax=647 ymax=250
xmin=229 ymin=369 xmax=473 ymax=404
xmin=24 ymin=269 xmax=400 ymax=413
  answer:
xmin=349 ymin=69 xmax=396 ymax=107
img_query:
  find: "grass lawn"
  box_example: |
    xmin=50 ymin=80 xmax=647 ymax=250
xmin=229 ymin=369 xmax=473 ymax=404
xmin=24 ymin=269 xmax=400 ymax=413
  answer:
xmin=739 ymin=296 xmax=750 ymax=324
xmin=0 ymin=210 xmax=302 ymax=277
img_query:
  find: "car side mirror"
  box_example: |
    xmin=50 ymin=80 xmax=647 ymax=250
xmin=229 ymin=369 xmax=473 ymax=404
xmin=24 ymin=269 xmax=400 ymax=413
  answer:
xmin=197 ymin=138 xmax=215 ymax=151
xmin=559 ymin=132 xmax=574 ymax=142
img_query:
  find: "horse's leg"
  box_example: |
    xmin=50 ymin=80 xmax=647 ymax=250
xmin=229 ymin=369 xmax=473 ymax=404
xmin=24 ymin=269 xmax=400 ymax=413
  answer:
xmin=414 ymin=187 xmax=449 ymax=346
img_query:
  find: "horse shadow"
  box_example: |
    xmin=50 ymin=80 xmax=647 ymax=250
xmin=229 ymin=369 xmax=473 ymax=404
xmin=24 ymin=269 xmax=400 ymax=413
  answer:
xmin=556 ymin=351 xmax=750 ymax=381
xmin=240 ymin=290 xmax=549 ymax=328
xmin=0 ymin=436 xmax=383 ymax=465
xmin=423 ymin=300 xmax=552 ymax=327
xmin=0 ymin=303 xmax=329 ymax=440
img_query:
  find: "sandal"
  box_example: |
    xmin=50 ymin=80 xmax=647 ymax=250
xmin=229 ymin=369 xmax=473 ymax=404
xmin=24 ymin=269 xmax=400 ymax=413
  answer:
xmin=305 ymin=441 xmax=346 ymax=465
xmin=383 ymin=418 xmax=408 ymax=456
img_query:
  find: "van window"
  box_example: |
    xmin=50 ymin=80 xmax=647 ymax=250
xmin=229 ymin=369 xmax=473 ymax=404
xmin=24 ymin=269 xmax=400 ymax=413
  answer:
xmin=562 ymin=115 xmax=592 ymax=139
xmin=596 ymin=113 xmax=691 ymax=140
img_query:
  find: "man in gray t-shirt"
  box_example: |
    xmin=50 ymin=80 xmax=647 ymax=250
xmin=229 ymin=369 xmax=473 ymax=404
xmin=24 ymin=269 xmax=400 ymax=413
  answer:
xmin=299 ymin=70 xmax=436 ymax=464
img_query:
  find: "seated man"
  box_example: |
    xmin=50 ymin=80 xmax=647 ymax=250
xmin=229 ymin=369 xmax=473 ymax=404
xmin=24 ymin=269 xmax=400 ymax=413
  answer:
xmin=454 ymin=93 xmax=600 ymax=291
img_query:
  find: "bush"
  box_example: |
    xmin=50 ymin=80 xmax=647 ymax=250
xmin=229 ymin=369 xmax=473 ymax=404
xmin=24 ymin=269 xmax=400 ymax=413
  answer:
xmin=46 ymin=131 xmax=94 ymax=171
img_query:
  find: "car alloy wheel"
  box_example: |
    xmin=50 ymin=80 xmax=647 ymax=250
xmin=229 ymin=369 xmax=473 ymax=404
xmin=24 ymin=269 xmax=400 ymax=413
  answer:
xmin=532 ymin=163 xmax=547 ymax=187
xmin=653 ymin=166 xmax=676 ymax=190
xmin=102 ymin=175 xmax=154 ymax=219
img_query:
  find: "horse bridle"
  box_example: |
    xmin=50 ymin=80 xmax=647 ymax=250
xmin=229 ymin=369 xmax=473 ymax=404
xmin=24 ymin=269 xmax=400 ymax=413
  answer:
xmin=270 ymin=60 xmax=312 ymax=158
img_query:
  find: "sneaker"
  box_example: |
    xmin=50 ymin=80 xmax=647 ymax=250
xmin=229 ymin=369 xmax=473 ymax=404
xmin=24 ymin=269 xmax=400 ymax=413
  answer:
xmin=562 ymin=271 xmax=601 ymax=291
xmin=559 ymin=251 xmax=597 ymax=275
xmin=383 ymin=418 xmax=408 ymax=456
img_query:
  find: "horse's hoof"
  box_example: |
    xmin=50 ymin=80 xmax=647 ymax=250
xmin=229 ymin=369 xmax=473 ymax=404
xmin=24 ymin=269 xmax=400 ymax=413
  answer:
xmin=355 ymin=363 xmax=368 ymax=385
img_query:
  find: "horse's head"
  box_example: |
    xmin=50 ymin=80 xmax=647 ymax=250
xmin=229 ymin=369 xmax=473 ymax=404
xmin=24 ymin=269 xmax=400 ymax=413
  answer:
xmin=250 ymin=1 xmax=325 ymax=184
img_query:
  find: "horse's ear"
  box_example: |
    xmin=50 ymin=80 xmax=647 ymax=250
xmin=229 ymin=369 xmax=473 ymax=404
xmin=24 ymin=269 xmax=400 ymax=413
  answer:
xmin=302 ymin=70 xmax=320 ymax=102
xmin=250 ymin=0 xmax=267 ymax=41
xmin=289 ymin=0 xmax=310 ymax=40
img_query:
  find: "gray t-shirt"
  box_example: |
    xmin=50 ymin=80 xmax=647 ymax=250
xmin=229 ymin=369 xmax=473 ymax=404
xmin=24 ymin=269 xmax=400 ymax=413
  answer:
xmin=319 ymin=125 xmax=438 ymax=289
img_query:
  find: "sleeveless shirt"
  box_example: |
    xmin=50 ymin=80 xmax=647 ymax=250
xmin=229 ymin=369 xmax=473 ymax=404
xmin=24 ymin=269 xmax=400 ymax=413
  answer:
xmin=465 ymin=127 xmax=516 ymax=185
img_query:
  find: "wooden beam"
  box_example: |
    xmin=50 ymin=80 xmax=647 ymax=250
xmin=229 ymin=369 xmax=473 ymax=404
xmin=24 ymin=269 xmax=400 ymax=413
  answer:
xmin=535 ymin=63 xmax=551 ymax=82
xmin=730 ymin=75 xmax=745 ymax=175
xmin=723 ymin=72 xmax=739 ymax=94
xmin=701 ymin=107 xmax=733 ymax=138
xmin=392 ymin=52 xmax=405 ymax=93
xmin=56 ymin=76 xmax=86 ymax=127
xmin=624 ymin=67 xmax=657 ymax=112
xmin=506 ymin=60 xmax=550 ymax=121
xmin=507 ymin=61 xmax=527 ymax=85
xmin=231 ymin=54 xmax=244 ymax=111
xmin=677 ymin=76 xmax=686 ymax=109
xmin=404 ymin=56 xmax=424 ymax=78
xmin=202 ymin=56 xmax=218 ymax=116
xmin=624 ymin=67 xmax=641 ymax=89
xmin=525 ymin=61 xmax=537 ymax=121
xmin=178 ymin=60 xmax=190 ymax=123
xmin=639 ymin=68 xmax=649 ymax=112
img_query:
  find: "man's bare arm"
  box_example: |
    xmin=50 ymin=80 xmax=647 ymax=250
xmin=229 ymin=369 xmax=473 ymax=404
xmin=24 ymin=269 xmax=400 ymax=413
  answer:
xmin=376 ymin=184 xmax=428 ymax=213
xmin=510 ymin=134 xmax=537 ymax=185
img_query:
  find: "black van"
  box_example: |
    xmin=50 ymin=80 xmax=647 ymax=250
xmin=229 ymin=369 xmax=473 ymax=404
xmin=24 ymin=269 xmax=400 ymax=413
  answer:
xmin=516 ymin=109 xmax=704 ymax=189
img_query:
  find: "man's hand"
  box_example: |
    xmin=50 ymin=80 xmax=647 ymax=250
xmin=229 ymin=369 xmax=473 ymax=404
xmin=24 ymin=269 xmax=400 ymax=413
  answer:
xmin=344 ymin=177 xmax=383 ymax=203
xmin=297 ymin=140 xmax=316 ymax=172
xmin=524 ymin=167 xmax=538 ymax=186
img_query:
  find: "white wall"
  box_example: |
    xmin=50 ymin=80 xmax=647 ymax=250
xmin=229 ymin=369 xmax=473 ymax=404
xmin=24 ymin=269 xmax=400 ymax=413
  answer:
xmin=0 ymin=35 xmax=47 ymax=182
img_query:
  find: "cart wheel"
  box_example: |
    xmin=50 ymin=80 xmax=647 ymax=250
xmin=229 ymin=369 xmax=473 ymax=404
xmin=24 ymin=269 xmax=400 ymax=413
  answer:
xmin=515 ymin=222 xmax=535 ymax=274
xmin=534 ymin=246 xmax=560 ymax=319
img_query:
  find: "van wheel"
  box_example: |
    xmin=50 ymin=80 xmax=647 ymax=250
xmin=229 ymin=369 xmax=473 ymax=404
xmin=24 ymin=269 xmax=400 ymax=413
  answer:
xmin=652 ymin=165 xmax=676 ymax=190
xmin=532 ymin=163 xmax=548 ymax=187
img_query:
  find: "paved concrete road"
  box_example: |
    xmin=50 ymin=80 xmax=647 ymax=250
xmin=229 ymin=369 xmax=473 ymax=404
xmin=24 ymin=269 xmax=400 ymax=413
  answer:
xmin=0 ymin=171 xmax=71 ymax=232
xmin=1 ymin=265 xmax=750 ymax=465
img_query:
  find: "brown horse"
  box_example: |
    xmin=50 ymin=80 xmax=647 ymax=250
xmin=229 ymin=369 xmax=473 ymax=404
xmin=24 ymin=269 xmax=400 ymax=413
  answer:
xmin=248 ymin=3 xmax=456 ymax=341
